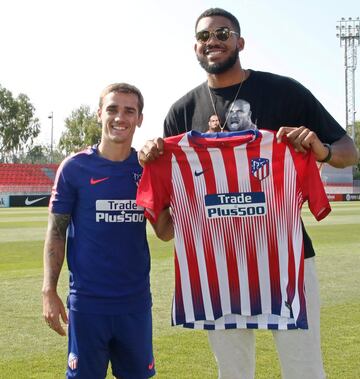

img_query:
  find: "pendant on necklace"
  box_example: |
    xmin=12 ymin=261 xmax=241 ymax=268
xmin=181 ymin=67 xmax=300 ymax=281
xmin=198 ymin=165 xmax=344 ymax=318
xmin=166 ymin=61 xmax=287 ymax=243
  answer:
xmin=207 ymin=70 xmax=246 ymax=132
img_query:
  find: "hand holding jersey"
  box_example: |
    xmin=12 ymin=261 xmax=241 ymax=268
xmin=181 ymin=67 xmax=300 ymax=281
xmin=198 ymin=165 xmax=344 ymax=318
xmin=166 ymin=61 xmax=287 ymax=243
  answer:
xmin=277 ymin=126 xmax=332 ymax=162
xmin=137 ymin=137 xmax=164 ymax=167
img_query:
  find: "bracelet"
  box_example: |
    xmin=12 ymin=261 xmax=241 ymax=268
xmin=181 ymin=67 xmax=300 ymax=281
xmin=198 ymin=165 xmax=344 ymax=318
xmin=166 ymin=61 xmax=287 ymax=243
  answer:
xmin=318 ymin=143 xmax=332 ymax=163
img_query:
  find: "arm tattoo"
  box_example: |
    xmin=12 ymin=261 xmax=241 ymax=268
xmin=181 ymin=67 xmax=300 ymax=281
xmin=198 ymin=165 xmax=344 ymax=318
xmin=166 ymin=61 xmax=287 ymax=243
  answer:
xmin=52 ymin=213 xmax=71 ymax=240
xmin=42 ymin=213 xmax=70 ymax=292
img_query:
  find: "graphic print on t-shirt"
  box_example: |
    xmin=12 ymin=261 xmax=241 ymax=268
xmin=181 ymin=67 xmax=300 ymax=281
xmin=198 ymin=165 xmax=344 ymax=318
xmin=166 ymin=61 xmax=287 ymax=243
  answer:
xmin=226 ymin=99 xmax=257 ymax=131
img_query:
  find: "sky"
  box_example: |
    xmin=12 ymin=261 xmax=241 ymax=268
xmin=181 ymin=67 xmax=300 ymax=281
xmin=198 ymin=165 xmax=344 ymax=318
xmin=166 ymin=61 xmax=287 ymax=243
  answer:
xmin=0 ymin=0 xmax=359 ymax=150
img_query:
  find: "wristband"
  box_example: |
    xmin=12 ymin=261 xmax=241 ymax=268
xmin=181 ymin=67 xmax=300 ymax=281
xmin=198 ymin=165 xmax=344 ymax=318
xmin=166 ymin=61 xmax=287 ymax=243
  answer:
xmin=318 ymin=143 xmax=332 ymax=163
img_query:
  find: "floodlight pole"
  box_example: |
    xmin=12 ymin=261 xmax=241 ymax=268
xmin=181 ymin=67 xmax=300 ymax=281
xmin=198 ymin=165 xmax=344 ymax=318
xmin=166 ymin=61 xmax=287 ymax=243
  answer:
xmin=48 ymin=112 xmax=54 ymax=163
xmin=336 ymin=17 xmax=360 ymax=141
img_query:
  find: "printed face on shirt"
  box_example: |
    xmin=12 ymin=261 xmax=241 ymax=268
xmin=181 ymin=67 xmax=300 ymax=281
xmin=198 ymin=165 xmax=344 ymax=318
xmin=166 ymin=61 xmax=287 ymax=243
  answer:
xmin=227 ymin=99 xmax=256 ymax=131
xmin=194 ymin=16 xmax=244 ymax=75
xmin=208 ymin=114 xmax=221 ymax=132
xmin=97 ymin=91 xmax=143 ymax=146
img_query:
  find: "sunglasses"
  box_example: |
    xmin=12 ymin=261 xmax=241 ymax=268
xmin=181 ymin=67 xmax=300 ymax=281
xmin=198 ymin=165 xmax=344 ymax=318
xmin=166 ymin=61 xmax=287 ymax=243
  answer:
xmin=195 ymin=27 xmax=239 ymax=43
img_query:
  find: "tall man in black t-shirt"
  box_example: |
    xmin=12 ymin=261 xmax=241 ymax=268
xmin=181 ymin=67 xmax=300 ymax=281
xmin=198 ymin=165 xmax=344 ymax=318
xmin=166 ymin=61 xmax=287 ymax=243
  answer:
xmin=139 ymin=7 xmax=359 ymax=379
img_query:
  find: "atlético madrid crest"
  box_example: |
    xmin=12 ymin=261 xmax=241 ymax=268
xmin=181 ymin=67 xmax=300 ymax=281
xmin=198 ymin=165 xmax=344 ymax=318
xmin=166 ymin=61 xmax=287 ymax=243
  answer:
xmin=251 ymin=158 xmax=270 ymax=180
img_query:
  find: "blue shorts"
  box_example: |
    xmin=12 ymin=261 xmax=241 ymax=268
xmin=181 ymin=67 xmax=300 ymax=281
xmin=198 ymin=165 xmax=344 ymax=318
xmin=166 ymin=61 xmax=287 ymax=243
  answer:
xmin=66 ymin=309 xmax=155 ymax=379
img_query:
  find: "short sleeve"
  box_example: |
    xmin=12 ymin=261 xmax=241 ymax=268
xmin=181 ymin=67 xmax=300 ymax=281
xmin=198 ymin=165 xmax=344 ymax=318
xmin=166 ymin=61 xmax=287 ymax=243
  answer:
xmin=298 ymin=152 xmax=331 ymax=221
xmin=136 ymin=157 xmax=171 ymax=223
xmin=49 ymin=158 xmax=77 ymax=215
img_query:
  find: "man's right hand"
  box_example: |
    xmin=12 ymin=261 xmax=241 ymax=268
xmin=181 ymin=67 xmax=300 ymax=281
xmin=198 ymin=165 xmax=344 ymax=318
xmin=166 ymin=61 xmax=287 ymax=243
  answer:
xmin=42 ymin=290 xmax=68 ymax=336
xmin=138 ymin=137 xmax=164 ymax=167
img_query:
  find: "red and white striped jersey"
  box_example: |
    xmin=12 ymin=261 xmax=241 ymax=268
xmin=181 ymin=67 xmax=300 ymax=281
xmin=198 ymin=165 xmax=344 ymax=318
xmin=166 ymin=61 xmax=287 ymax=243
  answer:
xmin=137 ymin=129 xmax=330 ymax=330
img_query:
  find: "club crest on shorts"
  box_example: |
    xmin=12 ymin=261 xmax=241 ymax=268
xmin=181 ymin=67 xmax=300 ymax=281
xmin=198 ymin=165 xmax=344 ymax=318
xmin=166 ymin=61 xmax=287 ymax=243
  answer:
xmin=148 ymin=357 xmax=155 ymax=370
xmin=68 ymin=352 xmax=78 ymax=370
xmin=251 ymin=158 xmax=270 ymax=180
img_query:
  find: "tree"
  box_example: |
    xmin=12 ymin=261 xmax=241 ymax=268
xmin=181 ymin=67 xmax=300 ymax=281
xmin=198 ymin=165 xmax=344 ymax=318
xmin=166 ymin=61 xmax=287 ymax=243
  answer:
xmin=18 ymin=144 xmax=65 ymax=164
xmin=21 ymin=145 xmax=47 ymax=163
xmin=354 ymin=121 xmax=360 ymax=151
xmin=0 ymin=85 xmax=40 ymax=162
xmin=59 ymin=105 xmax=101 ymax=155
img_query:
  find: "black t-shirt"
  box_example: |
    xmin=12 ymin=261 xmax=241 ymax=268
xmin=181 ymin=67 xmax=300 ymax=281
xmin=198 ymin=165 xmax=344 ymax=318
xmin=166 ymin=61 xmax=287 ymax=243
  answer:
xmin=163 ymin=70 xmax=346 ymax=258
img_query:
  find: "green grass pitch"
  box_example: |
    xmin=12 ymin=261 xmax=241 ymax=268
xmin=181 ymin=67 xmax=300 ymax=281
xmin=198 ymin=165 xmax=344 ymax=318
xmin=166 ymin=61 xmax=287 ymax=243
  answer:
xmin=0 ymin=202 xmax=359 ymax=378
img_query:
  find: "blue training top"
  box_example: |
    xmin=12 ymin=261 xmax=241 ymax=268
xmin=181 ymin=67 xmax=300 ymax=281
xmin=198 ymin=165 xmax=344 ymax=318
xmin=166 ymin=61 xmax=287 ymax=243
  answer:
xmin=50 ymin=145 xmax=151 ymax=314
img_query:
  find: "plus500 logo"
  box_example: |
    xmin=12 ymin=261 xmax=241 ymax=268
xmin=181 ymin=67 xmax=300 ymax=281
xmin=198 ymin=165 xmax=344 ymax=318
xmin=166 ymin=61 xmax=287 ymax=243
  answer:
xmin=95 ymin=200 xmax=144 ymax=223
xmin=96 ymin=212 xmax=144 ymax=223
xmin=205 ymin=192 xmax=266 ymax=219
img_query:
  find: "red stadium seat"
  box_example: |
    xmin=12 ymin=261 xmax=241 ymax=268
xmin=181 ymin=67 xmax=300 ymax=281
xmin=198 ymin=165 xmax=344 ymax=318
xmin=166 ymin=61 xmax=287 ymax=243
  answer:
xmin=0 ymin=163 xmax=59 ymax=194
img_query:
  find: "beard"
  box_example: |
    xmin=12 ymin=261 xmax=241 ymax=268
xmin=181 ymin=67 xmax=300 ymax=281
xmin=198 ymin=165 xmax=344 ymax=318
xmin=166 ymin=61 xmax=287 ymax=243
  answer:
xmin=197 ymin=47 xmax=239 ymax=74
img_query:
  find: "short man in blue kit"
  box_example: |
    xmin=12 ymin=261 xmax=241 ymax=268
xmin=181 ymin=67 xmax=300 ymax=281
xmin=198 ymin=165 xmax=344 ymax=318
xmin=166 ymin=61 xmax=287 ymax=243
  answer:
xmin=42 ymin=83 xmax=172 ymax=379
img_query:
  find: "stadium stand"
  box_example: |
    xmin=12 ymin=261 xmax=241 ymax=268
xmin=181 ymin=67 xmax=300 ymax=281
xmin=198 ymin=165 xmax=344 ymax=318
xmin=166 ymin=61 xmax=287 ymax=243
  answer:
xmin=0 ymin=163 xmax=58 ymax=194
xmin=320 ymin=164 xmax=360 ymax=193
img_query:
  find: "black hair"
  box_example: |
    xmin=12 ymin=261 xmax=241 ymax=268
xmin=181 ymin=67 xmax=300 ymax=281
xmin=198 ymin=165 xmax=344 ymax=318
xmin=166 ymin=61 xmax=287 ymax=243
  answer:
xmin=195 ymin=8 xmax=241 ymax=35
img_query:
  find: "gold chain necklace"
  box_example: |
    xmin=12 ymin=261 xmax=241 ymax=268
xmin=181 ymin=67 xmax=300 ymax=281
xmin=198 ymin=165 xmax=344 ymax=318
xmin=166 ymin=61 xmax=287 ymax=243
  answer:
xmin=207 ymin=70 xmax=246 ymax=132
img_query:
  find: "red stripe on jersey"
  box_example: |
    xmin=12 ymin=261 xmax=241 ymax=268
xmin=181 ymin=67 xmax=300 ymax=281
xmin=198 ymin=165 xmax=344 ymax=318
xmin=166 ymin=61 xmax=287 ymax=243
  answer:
xmin=220 ymin=147 xmax=241 ymax=313
xmin=286 ymin=229 xmax=296 ymax=307
xmin=266 ymin=138 xmax=284 ymax=316
xmin=222 ymin=146 xmax=239 ymax=193
xmin=245 ymin=138 xmax=262 ymax=315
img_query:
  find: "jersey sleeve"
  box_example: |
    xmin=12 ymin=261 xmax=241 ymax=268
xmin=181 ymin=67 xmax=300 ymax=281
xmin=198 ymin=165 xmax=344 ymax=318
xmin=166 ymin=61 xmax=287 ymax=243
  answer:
xmin=136 ymin=156 xmax=171 ymax=223
xmin=49 ymin=157 xmax=77 ymax=215
xmin=294 ymin=150 xmax=331 ymax=221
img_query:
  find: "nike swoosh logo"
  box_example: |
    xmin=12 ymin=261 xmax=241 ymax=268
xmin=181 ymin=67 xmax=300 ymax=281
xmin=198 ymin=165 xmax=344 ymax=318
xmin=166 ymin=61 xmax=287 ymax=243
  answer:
xmin=25 ymin=197 xmax=47 ymax=206
xmin=194 ymin=169 xmax=208 ymax=177
xmin=90 ymin=177 xmax=109 ymax=185
xmin=148 ymin=360 xmax=155 ymax=370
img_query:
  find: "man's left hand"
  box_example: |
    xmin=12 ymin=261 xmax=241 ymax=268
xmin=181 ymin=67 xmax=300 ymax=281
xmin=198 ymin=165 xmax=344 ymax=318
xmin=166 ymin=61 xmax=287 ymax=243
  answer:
xmin=276 ymin=126 xmax=330 ymax=162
